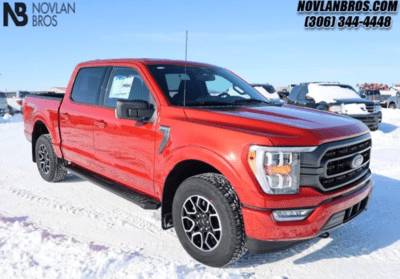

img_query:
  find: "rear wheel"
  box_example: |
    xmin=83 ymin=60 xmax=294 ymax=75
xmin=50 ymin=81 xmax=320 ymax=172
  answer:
xmin=172 ymin=173 xmax=247 ymax=267
xmin=35 ymin=134 xmax=67 ymax=182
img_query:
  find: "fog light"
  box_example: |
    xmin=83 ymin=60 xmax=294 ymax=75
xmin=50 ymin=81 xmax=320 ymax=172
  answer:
xmin=272 ymin=209 xmax=314 ymax=222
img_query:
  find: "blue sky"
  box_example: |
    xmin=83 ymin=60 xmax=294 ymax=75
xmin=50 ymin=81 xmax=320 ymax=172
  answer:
xmin=0 ymin=0 xmax=399 ymax=91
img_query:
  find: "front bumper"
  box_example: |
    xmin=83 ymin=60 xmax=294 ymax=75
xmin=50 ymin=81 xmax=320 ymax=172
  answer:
xmin=348 ymin=112 xmax=382 ymax=129
xmin=243 ymin=179 xmax=373 ymax=253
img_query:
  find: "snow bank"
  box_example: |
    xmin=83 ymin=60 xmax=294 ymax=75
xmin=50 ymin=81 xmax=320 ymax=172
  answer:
xmin=0 ymin=113 xmax=23 ymax=124
xmin=307 ymin=84 xmax=360 ymax=103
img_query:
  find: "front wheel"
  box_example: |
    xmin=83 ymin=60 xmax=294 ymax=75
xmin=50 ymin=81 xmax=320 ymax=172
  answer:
xmin=35 ymin=134 xmax=67 ymax=182
xmin=172 ymin=173 xmax=247 ymax=267
xmin=389 ymin=103 xmax=397 ymax=109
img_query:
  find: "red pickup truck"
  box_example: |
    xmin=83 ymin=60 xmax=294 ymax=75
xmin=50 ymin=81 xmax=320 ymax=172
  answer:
xmin=23 ymin=59 xmax=373 ymax=267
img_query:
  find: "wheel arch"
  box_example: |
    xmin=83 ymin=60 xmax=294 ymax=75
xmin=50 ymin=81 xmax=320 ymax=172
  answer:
xmin=389 ymin=101 xmax=397 ymax=108
xmin=161 ymin=159 xmax=221 ymax=229
xmin=31 ymin=120 xmax=50 ymax=162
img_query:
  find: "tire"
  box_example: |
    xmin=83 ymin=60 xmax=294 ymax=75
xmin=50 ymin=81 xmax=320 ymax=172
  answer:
xmin=389 ymin=103 xmax=396 ymax=109
xmin=172 ymin=173 xmax=247 ymax=267
xmin=35 ymin=134 xmax=67 ymax=182
xmin=8 ymin=106 xmax=14 ymax=116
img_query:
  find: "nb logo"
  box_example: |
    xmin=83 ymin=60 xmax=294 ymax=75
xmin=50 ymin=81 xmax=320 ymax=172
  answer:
xmin=3 ymin=2 xmax=28 ymax=27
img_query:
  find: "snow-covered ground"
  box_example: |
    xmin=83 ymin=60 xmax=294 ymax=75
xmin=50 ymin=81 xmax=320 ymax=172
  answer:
xmin=1 ymin=111 xmax=400 ymax=279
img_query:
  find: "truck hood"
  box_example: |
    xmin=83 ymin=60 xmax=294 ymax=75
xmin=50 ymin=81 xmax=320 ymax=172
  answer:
xmin=332 ymin=98 xmax=374 ymax=105
xmin=184 ymin=104 xmax=369 ymax=146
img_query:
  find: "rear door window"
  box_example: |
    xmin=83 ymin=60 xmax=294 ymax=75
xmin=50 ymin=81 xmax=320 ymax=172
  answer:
xmin=71 ymin=67 xmax=106 ymax=105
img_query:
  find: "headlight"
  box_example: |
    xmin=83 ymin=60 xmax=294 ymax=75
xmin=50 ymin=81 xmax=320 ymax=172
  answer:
xmin=248 ymin=146 xmax=317 ymax=195
xmin=374 ymin=103 xmax=382 ymax=112
xmin=329 ymin=105 xmax=343 ymax=114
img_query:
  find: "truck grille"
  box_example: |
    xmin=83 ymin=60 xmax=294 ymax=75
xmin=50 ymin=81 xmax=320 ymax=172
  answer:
xmin=319 ymin=139 xmax=371 ymax=191
xmin=352 ymin=116 xmax=376 ymax=126
xmin=365 ymin=103 xmax=374 ymax=113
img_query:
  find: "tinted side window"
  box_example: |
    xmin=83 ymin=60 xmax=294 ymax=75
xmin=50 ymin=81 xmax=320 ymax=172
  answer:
xmin=71 ymin=67 xmax=106 ymax=105
xmin=19 ymin=92 xmax=29 ymax=98
xmin=288 ymin=86 xmax=301 ymax=101
xmin=104 ymin=67 xmax=155 ymax=108
xmin=297 ymin=87 xmax=308 ymax=100
xmin=5 ymin=92 xmax=17 ymax=98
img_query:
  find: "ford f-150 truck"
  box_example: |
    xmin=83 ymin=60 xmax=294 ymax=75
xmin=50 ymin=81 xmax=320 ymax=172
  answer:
xmin=359 ymin=89 xmax=391 ymax=107
xmin=24 ymin=59 xmax=373 ymax=267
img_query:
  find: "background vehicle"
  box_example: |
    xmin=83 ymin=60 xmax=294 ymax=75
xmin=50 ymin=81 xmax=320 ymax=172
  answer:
xmin=276 ymin=84 xmax=297 ymax=101
xmin=288 ymin=83 xmax=382 ymax=131
xmin=3 ymin=91 xmax=30 ymax=115
xmin=359 ymin=89 xmax=391 ymax=107
xmin=0 ymin=92 xmax=10 ymax=116
xmin=24 ymin=59 xmax=373 ymax=267
xmin=251 ymin=84 xmax=285 ymax=105
xmin=388 ymin=91 xmax=400 ymax=109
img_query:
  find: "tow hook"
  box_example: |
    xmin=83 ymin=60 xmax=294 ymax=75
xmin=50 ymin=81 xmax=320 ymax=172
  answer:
xmin=319 ymin=232 xmax=330 ymax=238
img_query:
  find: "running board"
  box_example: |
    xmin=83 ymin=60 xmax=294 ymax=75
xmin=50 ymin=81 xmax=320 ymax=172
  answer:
xmin=65 ymin=164 xmax=161 ymax=210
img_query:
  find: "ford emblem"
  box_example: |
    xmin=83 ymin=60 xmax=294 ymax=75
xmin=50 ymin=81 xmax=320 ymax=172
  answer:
xmin=351 ymin=154 xmax=364 ymax=169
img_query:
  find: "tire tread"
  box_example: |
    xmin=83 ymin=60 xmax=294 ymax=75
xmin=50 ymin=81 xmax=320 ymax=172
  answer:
xmin=40 ymin=135 xmax=67 ymax=182
xmin=190 ymin=173 xmax=247 ymax=266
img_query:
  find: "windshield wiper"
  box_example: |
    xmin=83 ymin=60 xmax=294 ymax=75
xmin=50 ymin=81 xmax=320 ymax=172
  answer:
xmin=185 ymin=101 xmax=233 ymax=106
xmin=233 ymin=99 xmax=270 ymax=105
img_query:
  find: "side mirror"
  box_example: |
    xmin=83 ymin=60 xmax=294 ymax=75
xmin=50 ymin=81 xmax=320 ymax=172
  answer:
xmin=116 ymin=100 xmax=155 ymax=122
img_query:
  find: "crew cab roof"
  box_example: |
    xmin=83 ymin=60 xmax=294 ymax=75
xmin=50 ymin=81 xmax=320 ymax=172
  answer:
xmin=77 ymin=58 xmax=217 ymax=68
xmin=300 ymin=82 xmax=340 ymax=86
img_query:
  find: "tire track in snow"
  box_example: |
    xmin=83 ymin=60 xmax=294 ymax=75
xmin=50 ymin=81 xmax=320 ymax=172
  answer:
xmin=66 ymin=182 xmax=177 ymax=238
xmin=0 ymin=180 xmax=164 ymax=236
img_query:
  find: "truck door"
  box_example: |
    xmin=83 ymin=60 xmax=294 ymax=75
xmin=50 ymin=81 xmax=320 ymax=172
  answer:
xmin=91 ymin=66 xmax=157 ymax=195
xmin=296 ymin=87 xmax=314 ymax=108
xmin=287 ymin=86 xmax=300 ymax=105
xmin=59 ymin=67 xmax=109 ymax=168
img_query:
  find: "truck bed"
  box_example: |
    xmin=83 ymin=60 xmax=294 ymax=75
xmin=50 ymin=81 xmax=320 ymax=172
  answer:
xmin=27 ymin=92 xmax=65 ymax=100
xmin=23 ymin=93 xmax=64 ymax=158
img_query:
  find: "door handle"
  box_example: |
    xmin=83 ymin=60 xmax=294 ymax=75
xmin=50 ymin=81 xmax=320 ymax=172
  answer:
xmin=61 ymin=112 xmax=70 ymax=120
xmin=94 ymin=120 xmax=107 ymax=128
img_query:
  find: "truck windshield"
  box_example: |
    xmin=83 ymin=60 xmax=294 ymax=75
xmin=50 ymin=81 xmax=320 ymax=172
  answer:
xmin=147 ymin=65 xmax=269 ymax=107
